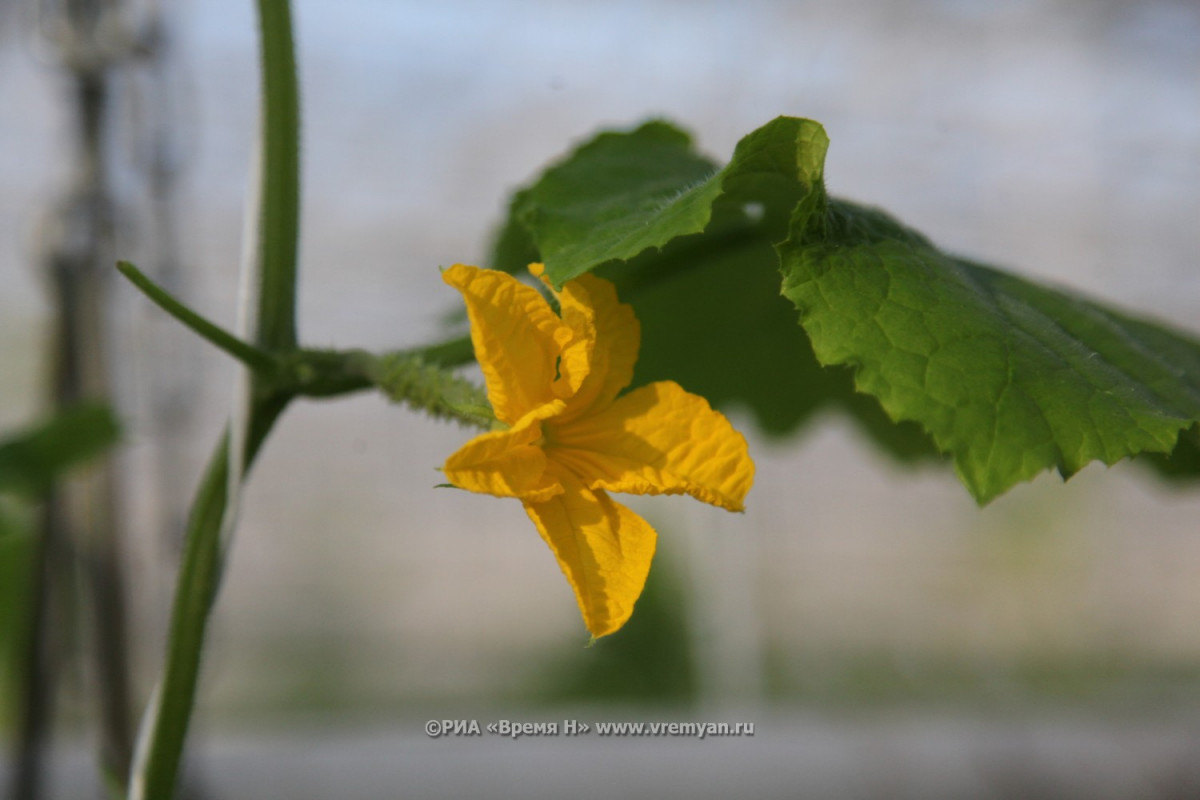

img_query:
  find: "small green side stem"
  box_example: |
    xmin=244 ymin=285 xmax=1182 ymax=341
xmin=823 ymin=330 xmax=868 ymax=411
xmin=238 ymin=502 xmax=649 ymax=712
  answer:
xmin=116 ymin=262 xmax=277 ymax=373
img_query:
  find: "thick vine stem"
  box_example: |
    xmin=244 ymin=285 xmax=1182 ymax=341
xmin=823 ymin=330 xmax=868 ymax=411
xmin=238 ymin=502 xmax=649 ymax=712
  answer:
xmin=129 ymin=2 xmax=302 ymax=797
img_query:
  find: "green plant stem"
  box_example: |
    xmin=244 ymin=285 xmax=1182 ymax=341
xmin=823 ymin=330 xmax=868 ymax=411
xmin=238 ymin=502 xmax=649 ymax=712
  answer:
xmin=405 ymin=334 xmax=474 ymax=370
xmin=131 ymin=2 xmax=301 ymax=797
xmin=116 ymin=262 xmax=277 ymax=373
xmin=343 ymin=349 xmax=494 ymax=428
xmin=117 ymin=259 xmax=479 ymax=405
xmin=280 ymin=337 xmax=474 ymax=398
xmin=130 ymin=337 xmax=484 ymax=800
xmin=132 ymin=398 xmax=285 ymax=800
xmin=254 ymin=0 xmax=301 ymax=353
xmin=127 ymin=5 xmax=487 ymax=793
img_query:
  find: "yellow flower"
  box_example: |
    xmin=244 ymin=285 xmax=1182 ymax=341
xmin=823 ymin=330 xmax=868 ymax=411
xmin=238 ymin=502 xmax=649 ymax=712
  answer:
xmin=442 ymin=263 xmax=755 ymax=638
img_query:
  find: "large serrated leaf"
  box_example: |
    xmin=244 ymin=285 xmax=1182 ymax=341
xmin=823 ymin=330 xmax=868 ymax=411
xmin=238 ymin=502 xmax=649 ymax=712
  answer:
xmin=779 ymin=151 xmax=1200 ymax=502
xmin=503 ymin=120 xmax=719 ymax=286
xmin=508 ymin=117 xmax=827 ymax=287
xmin=493 ymin=118 xmax=937 ymax=455
xmin=490 ymin=116 xmax=1200 ymax=501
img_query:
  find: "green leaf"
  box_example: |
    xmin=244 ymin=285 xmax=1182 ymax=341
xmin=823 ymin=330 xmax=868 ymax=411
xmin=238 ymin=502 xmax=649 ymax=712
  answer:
xmin=504 ymin=121 xmax=717 ymax=287
xmin=507 ymin=117 xmax=828 ymax=289
xmin=1144 ymin=424 xmax=1200 ymax=479
xmin=0 ymin=404 xmax=121 ymax=497
xmin=492 ymin=115 xmax=1200 ymax=501
xmin=492 ymin=116 xmax=940 ymax=457
xmin=778 ymin=141 xmax=1200 ymax=502
xmin=602 ymin=218 xmax=938 ymax=458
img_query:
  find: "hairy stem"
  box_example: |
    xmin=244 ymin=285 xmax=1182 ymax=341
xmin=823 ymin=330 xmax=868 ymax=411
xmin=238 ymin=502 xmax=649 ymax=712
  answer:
xmin=346 ymin=350 xmax=494 ymax=429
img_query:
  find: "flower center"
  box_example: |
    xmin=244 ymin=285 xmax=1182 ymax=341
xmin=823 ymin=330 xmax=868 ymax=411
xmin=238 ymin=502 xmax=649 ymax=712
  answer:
xmin=539 ymin=419 xmax=560 ymax=450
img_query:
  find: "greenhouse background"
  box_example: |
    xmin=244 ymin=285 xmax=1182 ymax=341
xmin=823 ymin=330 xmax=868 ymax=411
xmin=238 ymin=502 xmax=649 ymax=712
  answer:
xmin=2 ymin=0 xmax=1200 ymax=797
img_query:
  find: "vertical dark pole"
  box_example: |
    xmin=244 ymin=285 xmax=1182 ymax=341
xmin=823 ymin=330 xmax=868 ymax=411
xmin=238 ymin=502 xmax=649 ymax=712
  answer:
xmin=10 ymin=1 xmax=135 ymax=796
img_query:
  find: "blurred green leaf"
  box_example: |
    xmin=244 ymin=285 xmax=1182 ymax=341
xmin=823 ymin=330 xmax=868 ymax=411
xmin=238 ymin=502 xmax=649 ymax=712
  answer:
xmin=0 ymin=514 xmax=34 ymax=728
xmin=1143 ymin=424 xmax=1200 ymax=479
xmin=541 ymin=556 xmax=696 ymax=704
xmin=0 ymin=404 xmax=121 ymax=497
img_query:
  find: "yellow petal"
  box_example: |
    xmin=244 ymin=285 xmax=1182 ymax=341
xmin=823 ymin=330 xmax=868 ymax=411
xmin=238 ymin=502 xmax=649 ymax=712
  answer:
xmin=522 ymin=467 xmax=657 ymax=638
xmin=443 ymin=264 xmax=571 ymax=425
xmin=530 ymin=263 xmax=639 ymax=417
xmin=528 ymin=263 xmax=592 ymax=401
xmin=550 ymin=381 xmax=754 ymax=511
xmin=444 ymin=401 xmax=566 ymax=502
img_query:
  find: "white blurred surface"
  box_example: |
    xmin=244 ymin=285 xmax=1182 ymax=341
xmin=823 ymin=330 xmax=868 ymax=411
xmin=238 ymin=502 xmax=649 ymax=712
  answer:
xmin=8 ymin=709 xmax=1200 ymax=800
xmin=2 ymin=0 xmax=1199 ymax=725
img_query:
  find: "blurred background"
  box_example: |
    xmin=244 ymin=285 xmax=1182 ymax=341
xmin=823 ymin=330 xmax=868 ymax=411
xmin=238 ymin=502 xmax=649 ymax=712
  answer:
xmin=2 ymin=0 xmax=1200 ymax=797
